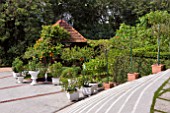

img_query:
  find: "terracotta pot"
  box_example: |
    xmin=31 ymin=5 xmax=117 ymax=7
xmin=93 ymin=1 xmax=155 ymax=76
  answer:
xmin=127 ymin=73 xmax=139 ymax=81
xmin=152 ymin=64 xmax=165 ymax=74
xmin=113 ymin=82 xmax=118 ymax=87
xmin=103 ymin=82 xmax=114 ymax=90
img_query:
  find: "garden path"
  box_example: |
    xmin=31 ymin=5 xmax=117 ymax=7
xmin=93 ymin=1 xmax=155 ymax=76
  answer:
xmin=0 ymin=71 xmax=72 ymax=113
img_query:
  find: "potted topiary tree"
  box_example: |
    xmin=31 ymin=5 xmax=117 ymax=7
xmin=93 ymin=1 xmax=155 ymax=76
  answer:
xmin=102 ymin=76 xmax=114 ymax=90
xmin=48 ymin=62 xmax=63 ymax=85
xmin=28 ymin=59 xmax=40 ymax=85
xmin=115 ymin=24 xmax=139 ymax=81
xmin=146 ymin=11 xmax=170 ymax=73
xmin=127 ymin=27 xmax=139 ymax=81
xmin=151 ymin=24 xmax=165 ymax=74
xmin=101 ymin=49 xmax=115 ymax=89
xmin=12 ymin=58 xmax=22 ymax=78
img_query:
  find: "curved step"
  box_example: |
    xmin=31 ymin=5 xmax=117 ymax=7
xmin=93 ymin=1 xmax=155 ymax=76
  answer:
xmin=58 ymin=69 xmax=170 ymax=113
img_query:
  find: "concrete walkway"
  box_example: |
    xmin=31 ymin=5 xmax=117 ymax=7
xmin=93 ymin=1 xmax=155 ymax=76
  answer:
xmin=0 ymin=69 xmax=170 ymax=113
xmin=0 ymin=72 xmax=72 ymax=113
xmin=58 ymin=69 xmax=170 ymax=113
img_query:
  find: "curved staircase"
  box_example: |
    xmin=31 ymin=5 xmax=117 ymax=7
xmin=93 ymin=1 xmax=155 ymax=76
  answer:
xmin=58 ymin=69 xmax=170 ymax=113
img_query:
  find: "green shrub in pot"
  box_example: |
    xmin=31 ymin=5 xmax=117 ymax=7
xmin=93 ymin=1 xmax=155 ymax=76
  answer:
xmin=12 ymin=57 xmax=24 ymax=73
xmin=48 ymin=62 xmax=63 ymax=78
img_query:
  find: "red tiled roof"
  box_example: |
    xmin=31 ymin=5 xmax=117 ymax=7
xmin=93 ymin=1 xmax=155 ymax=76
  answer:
xmin=53 ymin=20 xmax=87 ymax=43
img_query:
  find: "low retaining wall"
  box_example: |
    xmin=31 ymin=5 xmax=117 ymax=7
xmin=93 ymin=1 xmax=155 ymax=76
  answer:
xmin=0 ymin=67 xmax=12 ymax=72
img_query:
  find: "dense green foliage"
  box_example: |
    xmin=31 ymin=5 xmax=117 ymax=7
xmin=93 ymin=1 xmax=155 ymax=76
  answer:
xmin=61 ymin=46 xmax=95 ymax=66
xmin=109 ymin=11 xmax=170 ymax=82
xmin=48 ymin=62 xmax=63 ymax=78
xmin=24 ymin=25 xmax=69 ymax=64
xmin=12 ymin=57 xmax=23 ymax=73
xmin=0 ymin=0 xmax=54 ymax=66
xmin=28 ymin=59 xmax=40 ymax=71
xmin=1 ymin=0 xmax=170 ymax=67
xmin=8 ymin=9 xmax=169 ymax=84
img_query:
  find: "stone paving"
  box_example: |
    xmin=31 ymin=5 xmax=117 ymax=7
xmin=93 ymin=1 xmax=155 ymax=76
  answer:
xmin=0 ymin=72 xmax=72 ymax=113
xmin=0 ymin=69 xmax=170 ymax=113
xmin=153 ymin=77 xmax=170 ymax=113
xmin=58 ymin=69 xmax=170 ymax=113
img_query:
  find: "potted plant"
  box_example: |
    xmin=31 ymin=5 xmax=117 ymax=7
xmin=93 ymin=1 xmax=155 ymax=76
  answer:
xmin=102 ymin=76 xmax=114 ymax=90
xmin=143 ymin=11 xmax=170 ymax=74
xmin=77 ymin=65 xmax=94 ymax=96
xmin=86 ymin=73 xmax=100 ymax=94
xmin=66 ymin=81 xmax=79 ymax=101
xmin=88 ymin=76 xmax=99 ymax=94
xmin=60 ymin=67 xmax=80 ymax=101
xmin=37 ymin=66 xmax=48 ymax=82
xmin=99 ymin=48 xmax=115 ymax=90
xmin=12 ymin=58 xmax=25 ymax=83
xmin=62 ymin=78 xmax=79 ymax=101
xmin=17 ymin=73 xmax=25 ymax=84
xmin=80 ymin=76 xmax=94 ymax=96
xmin=48 ymin=62 xmax=62 ymax=85
xmin=115 ymin=24 xmax=139 ymax=81
xmin=82 ymin=58 xmax=105 ymax=94
xmin=127 ymin=62 xmax=139 ymax=81
xmin=12 ymin=58 xmax=23 ymax=79
xmin=127 ymin=32 xmax=139 ymax=81
xmin=17 ymin=65 xmax=28 ymax=84
xmin=127 ymin=48 xmax=139 ymax=81
xmin=151 ymin=24 xmax=165 ymax=74
xmin=127 ymin=72 xmax=139 ymax=81
xmin=28 ymin=59 xmax=40 ymax=85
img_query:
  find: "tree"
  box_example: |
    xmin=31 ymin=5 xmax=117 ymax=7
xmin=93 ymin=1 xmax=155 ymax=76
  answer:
xmin=145 ymin=11 xmax=170 ymax=64
xmin=110 ymin=11 xmax=170 ymax=77
xmin=0 ymin=0 xmax=54 ymax=66
xmin=24 ymin=25 xmax=70 ymax=65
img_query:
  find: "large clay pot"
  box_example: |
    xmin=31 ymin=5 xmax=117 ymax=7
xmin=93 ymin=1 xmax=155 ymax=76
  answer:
xmin=127 ymin=72 xmax=139 ymax=81
xmin=152 ymin=64 xmax=165 ymax=74
xmin=103 ymin=82 xmax=114 ymax=90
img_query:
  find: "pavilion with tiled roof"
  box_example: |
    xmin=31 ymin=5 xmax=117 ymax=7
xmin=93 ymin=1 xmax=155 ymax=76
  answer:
xmin=53 ymin=20 xmax=87 ymax=46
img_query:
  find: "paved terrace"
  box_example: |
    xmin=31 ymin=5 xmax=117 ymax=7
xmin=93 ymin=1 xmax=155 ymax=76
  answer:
xmin=0 ymin=71 xmax=72 ymax=113
xmin=0 ymin=69 xmax=170 ymax=113
xmin=58 ymin=69 xmax=170 ymax=113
